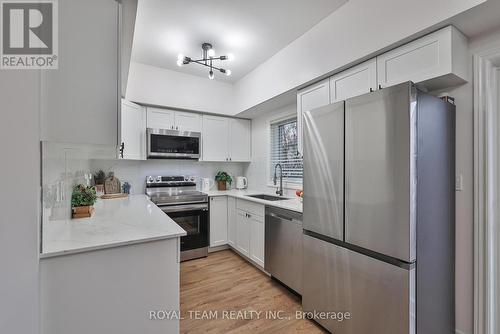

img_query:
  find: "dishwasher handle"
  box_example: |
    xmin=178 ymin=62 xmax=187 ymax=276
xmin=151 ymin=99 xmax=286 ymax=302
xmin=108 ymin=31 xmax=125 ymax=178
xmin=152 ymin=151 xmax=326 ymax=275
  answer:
xmin=266 ymin=212 xmax=302 ymax=225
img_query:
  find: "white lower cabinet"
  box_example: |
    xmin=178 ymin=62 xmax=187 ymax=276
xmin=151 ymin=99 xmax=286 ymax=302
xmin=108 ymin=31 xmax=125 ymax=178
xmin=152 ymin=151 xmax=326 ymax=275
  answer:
xmin=236 ymin=210 xmax=250 ymax=257
xmin=249 ymin=214 xmax=265 ymax=268
xmin=211 ymin=196 xmax=265 ymax=268
xmin=209 ymin=196 xmax=228 ymax=247
xmin=235 ymin=199 xmax=265 ymax=268
xmin=227 ymin=197 xmax=237 ymax=247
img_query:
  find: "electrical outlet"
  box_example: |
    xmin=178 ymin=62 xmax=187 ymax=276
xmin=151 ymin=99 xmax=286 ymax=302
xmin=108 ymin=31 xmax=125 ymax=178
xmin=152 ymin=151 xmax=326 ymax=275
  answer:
xmin=455 ymin=174 xmax=463 ymax=191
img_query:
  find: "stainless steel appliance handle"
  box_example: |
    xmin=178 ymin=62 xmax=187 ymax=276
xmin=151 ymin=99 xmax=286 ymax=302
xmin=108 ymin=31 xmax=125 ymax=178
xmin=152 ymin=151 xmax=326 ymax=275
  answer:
xmin=160 ymin=203 xmax=208 ymax=213
xmin=267 ymin=212 xmax=300 ymax=224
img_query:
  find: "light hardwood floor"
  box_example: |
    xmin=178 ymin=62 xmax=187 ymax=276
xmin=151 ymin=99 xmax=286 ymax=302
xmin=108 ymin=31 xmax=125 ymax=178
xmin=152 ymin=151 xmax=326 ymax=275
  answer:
xmin=180 ymin=249 xmax=326 ymax=334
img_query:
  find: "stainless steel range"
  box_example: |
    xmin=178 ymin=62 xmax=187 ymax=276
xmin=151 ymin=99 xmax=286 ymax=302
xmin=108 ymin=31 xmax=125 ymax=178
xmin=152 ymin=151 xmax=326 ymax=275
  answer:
xmin=146 ymin=175 xmax=208 ymax=261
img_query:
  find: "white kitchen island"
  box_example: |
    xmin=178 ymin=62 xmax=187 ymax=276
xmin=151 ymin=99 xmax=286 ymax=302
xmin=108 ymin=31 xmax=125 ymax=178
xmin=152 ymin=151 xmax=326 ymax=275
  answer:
xmin=40 ymin=195 xmax=185 ymax=334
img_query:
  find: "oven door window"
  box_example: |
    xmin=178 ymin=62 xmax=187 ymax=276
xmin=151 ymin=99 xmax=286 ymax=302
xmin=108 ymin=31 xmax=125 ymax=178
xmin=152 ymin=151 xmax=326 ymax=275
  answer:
xmin=163 ymin=209 xmax=208 ymax=251
xmin=150 ymin=134 xmax=200 ymax=155
xmin=173 ymin=215 xmax=200 ymax=235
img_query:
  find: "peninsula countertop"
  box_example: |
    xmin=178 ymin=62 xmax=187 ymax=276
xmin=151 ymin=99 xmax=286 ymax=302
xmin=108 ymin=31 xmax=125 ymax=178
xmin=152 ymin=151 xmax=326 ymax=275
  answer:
xmin=41 ymin=194 xmax=186 ymax=258
xmin=202 ymin=189 xmax=303 ymax=213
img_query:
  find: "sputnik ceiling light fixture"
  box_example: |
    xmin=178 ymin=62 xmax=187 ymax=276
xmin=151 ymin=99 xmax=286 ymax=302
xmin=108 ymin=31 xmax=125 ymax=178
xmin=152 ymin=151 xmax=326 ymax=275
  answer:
xmin=177 ymin=43 xmax=234 ymax=80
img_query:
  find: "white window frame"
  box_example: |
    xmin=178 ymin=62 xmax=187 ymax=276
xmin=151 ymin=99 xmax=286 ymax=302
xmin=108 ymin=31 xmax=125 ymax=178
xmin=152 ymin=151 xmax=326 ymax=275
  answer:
xmin=266 ymin=114 xmax=303 ymax=190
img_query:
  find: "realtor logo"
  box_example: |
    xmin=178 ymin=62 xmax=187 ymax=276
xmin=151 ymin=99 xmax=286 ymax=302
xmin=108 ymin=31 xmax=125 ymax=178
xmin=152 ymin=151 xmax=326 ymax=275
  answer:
xmin=1 ymin=0 xmax=58 ymax=69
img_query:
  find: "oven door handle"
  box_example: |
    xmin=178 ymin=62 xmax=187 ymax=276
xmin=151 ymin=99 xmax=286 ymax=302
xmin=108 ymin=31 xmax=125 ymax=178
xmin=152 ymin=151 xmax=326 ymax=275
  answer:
xmin=160 ymin=203 xmax=208 ymax=213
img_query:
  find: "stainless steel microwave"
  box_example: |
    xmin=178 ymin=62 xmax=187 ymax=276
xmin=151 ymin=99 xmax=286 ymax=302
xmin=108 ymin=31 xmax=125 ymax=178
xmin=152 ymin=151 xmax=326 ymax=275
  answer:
xmin=147 ymin=128 xmax=201 ymax=159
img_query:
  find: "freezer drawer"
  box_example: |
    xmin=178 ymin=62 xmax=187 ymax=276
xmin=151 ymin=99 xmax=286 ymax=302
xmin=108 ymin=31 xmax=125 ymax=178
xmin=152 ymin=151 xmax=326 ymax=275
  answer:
xmin=303 ymin=101 xmax=344 ymax=241
xmin=345 ymin=82 xmax=416 ymax=262
xmin=302 ymin=234 xmax=415 ymax=334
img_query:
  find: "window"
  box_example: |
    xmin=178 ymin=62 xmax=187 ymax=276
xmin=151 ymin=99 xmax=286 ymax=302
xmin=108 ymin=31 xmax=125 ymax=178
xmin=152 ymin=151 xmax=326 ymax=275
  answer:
xmin=270 ymin=117 xmax=303 ymax=184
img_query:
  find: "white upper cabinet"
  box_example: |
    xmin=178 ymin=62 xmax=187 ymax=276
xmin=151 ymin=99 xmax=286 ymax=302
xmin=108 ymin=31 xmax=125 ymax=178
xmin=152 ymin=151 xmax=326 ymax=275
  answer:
xmin=202 ymin=116 xmax=251 ymax=162
xmin=209 ymin=196 xmax=228 ymax=248
xmin=330 ymin=58 xmax=377 ymax=103
xmin=202 ymin=115 xmax=230 ymax=161
xmin=296 ymin=78 xmax=330 ymax=155
xmin=120 ymin=100 xmax=146 ymax=160
xmin=147 ymin=107 xmax=175 ymax=130
xmin=377 ymin=26 xmax=468 ymax=91
xmin=229 ymin=119 xmax=251 ymax=162
xmin=174 ymin=111 xmax=202 ymax=132
xmin=147 ymin=108 xmax=201 ymax=132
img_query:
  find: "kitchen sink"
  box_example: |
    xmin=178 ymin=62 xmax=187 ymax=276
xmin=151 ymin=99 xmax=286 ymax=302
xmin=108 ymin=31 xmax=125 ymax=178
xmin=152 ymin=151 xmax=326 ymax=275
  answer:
xmin=246 ymin=194 xmax=289 ymax=201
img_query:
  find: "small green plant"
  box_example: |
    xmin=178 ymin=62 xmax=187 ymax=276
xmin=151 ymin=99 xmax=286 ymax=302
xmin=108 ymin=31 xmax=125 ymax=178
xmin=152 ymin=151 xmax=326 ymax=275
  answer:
xmin=71 ymin=184 xmax=97 ymax=207
xmin=94 ymin=170 xmax=106 ymax=185
xmin=215 ymin=171 xmax=232 ymax=185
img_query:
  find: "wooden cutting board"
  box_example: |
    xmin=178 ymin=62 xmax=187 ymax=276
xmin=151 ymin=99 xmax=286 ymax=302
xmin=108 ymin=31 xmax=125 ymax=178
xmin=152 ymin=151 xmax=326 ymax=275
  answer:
xmin=101 ymin=193 xmax=128 ymax=200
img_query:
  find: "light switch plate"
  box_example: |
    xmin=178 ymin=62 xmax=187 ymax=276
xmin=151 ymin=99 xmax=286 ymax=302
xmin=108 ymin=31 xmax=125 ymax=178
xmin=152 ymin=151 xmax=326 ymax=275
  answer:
xmin=455 ymin=174 xmax=463 ymax=191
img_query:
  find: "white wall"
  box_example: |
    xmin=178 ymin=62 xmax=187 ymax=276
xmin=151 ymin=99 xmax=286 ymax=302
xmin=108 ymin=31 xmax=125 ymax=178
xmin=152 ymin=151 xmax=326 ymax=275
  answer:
xmin=233 ymin=0 xmax=485 ymax=113
xmin=90 ymin=159 xmax=246 ymax=194
xmin=40 ymin=0 xmax=119 ymax=146
xmin=243 ymin=103 xmax=299 ymax=197
xmin=126 ymin=61 xmax=235 ymax=115
xmin=0 ymin=72 xmax=40 ymax=333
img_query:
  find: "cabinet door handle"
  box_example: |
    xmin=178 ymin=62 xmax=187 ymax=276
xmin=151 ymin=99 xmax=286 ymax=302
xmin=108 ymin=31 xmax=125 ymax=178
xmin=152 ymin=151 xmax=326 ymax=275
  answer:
xmin=229 ymin=157 xmax=232 ymax=161
xmin=370 ymin=88 xmax=374 ymax=93
xmin=378 ymin=84 xmax=383 ymax=90
xmin=119 ymin=142 xmax=124 ymax=158
xmin=176 ymin=126 xmax=179 ymax=130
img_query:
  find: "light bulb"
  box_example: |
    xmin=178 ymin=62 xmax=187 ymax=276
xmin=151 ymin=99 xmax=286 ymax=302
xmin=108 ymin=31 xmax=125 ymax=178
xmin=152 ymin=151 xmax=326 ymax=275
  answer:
xmin=177 ymin=54 xmax=184 ymax=61
xmin=207 ymin=49 xmax=215 ymax=57
xmin=226 ymin=69 xmax=232 ymax=76
xmin=176 ymin=59 xmax=183 ymax=67
xmin=227 ymin=53 xmax=234 ymax=61
xmin=208 ymin=70 xmax=214 ymax=80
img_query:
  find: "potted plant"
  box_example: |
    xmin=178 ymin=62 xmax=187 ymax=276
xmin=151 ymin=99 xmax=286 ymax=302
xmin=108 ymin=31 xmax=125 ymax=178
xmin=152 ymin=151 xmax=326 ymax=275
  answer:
xmin=71 ymin=184 xmax=97 ymax=218
xmin=215 ymin=171 xmax=232 ymax=191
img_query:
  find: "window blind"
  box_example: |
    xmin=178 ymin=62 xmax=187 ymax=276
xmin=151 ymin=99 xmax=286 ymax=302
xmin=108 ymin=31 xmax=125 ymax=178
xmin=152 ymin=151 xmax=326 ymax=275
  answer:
xmin=269 ymin=117 xmax=303 ymax=183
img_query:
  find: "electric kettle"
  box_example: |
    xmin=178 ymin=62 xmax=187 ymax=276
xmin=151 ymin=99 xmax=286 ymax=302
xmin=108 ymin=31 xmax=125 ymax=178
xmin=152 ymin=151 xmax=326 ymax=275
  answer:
xmin=201 ymin=178 xmax=214 ymax=192
xmin=236 ymin=176 xmax=248 ymax=190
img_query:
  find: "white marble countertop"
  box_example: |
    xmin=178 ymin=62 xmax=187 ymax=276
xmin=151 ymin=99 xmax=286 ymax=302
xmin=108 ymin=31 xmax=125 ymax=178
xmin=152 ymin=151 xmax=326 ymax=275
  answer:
xmin=203 ymin=189 xmax=303 ymax=213
xmin=41 ymin=195 xmax=186 ymax=258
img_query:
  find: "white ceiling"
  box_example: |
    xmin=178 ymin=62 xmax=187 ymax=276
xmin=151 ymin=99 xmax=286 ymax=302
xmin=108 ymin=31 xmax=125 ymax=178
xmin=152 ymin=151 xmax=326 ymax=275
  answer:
xmin=131 ymin=0 xmax=348 ymax=82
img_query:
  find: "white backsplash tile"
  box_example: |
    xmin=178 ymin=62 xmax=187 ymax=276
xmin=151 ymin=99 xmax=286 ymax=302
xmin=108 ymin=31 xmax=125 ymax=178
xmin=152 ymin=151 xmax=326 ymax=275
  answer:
xmin=90 ymin=159 xmax=247 ymax=194
xmin=41 ymin=141 xmax=116 ymax=223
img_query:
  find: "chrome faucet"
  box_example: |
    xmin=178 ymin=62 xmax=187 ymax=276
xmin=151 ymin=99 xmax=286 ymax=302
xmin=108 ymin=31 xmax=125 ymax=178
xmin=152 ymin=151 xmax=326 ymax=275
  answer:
xmin=273 ymin=163 xmax=283 ymax=196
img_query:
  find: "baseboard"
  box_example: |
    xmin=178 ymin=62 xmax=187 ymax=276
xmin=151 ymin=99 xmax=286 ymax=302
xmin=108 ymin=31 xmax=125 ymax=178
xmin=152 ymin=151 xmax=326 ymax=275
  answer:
xmin=208 ymin=244 xmax=229 ymax=253
xmin=228 ymin=245 xmax=269 ymax=275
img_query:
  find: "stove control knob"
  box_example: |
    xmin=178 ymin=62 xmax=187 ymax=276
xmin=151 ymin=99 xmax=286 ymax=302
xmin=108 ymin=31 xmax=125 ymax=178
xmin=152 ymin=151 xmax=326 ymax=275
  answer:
xmin=184 ymin=176 xmax=189 ymax=181
xmin=190 ymin=176 xmax=195 ymax=182
xmin=156 ymin=176 xmax=162 ymax=183
xmin=147 ymin=176 xmax=154 ymax=183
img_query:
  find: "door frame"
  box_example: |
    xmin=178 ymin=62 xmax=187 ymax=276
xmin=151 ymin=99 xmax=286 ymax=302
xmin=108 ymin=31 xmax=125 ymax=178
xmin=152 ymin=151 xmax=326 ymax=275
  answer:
xmin=473 ymin=41 xmax=500 ymax=334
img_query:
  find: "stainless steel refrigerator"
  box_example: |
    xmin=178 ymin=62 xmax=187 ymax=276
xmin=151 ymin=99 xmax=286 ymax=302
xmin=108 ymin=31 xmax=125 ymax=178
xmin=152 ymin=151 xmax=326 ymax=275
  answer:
xmin=302 ymin=82 xmax=455 ymax=334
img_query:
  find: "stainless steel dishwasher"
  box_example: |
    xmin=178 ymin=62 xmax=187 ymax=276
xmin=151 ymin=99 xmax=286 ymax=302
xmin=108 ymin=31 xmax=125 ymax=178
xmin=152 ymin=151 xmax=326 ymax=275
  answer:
xmin=265 ymin=206 xmax=303 ymax=294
